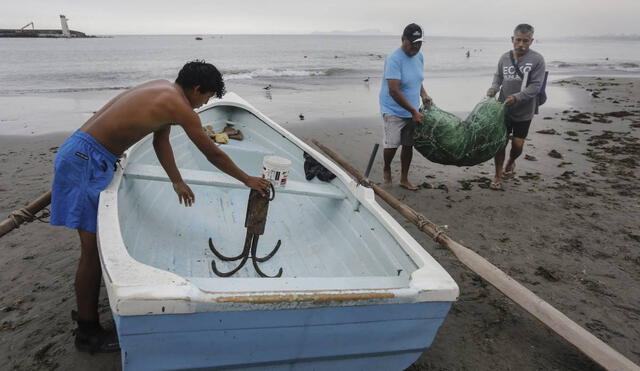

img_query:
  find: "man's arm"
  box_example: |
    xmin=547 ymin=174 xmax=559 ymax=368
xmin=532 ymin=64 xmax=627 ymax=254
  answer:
xmin=153 ymin=126 xmax=195 ymax=206
xmin=176 ymin=109 xmax=270 ymax=194
xmin=420 ymin=85 xmax=432 ymax=107
xmin=512 ymin=56 xmax=546 ymax=104
xmin=487 ymin=58 xmax=504 ymax=97
xmin=153 ymin=126 xmax=183 ymax=184
xmin=388 ymin=79 xmax=422 ymax=123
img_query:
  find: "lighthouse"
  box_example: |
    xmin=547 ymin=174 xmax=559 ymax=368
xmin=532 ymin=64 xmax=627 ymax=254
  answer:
xmin=60 ymin=15 xmax=70 ymax=37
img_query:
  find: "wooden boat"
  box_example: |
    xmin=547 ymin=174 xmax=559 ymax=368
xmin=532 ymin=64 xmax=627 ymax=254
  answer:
xmin=97 ymin=93 xmax=459 ymax=371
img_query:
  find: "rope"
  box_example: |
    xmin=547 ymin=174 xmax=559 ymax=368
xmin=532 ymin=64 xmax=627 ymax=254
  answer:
xmin=416 ymin=217 xmax=447 ymax=243
xmin=433 ymin=229 xmax=447 ymax=243
xmin=416 ymin=219 xmax=429 ymax=230
xmin=7 ymin=207 xmax=50 ymax=229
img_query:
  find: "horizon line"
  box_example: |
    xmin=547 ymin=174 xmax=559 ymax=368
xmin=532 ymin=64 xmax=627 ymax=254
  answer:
xmin=78 ymin=32 xmax=640 ymax=39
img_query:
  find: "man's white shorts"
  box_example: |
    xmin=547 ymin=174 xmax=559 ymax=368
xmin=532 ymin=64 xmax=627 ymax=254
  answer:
xmin=382 ymin=113 xmax=416 ymax=149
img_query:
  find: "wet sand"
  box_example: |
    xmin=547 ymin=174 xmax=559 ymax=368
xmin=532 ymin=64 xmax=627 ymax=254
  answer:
xmin=0 ymin=77 xmax=638 ymax=370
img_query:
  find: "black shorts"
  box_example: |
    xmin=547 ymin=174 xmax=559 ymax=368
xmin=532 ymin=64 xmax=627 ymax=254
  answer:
xmin=506 ymin=117 xmax=532 ymax=139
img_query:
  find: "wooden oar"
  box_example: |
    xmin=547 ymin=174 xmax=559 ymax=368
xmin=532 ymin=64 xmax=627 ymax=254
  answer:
xmin=0 ymin=190 xmax=51 ymax=238
xmin=312 ymin=140 xmax=640 ymax=371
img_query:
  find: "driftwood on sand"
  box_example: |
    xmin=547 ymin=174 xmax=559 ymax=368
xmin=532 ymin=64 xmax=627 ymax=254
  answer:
xmin=312 ymin=139 xmax=639 ymax=371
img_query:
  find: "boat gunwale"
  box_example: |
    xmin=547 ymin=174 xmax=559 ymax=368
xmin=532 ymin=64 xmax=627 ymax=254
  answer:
xmin=97 ymin=93 xmax=459 ymax=316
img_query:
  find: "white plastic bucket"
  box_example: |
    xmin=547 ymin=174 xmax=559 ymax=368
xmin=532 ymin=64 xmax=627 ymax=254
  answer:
xmin=262 ymin=155 xmax=292 ymax=187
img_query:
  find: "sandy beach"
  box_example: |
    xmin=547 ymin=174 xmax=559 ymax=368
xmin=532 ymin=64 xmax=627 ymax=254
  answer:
xmin=1 ymin=76 xmax=638 ymax=370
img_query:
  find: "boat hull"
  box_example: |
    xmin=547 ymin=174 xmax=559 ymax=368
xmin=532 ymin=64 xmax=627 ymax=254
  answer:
xmin=117 ymin=301 xmax=452 ymax=371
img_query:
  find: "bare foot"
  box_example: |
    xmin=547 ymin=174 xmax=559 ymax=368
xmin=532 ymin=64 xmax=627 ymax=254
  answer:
xmin=383 ymin=169 xmax=392 ymax=185
xmin=399 ymin=181 xmax=419 ymax=191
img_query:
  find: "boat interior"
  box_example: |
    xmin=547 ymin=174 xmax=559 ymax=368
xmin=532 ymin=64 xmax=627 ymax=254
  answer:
xmin=117 ymin=103 xmax=419 ymax=289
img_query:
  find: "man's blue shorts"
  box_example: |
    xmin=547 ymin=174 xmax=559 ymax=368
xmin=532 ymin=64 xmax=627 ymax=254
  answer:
xmin=50 ymin=131 xmax=118 ymax=234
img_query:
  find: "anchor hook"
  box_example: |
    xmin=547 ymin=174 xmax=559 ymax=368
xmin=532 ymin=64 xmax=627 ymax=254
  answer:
xmin=208 ymin=183 xmax=283 ymax=277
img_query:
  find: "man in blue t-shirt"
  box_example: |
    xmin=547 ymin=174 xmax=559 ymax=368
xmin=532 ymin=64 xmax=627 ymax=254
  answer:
xmin=379 ymin=23 xmax=432 ymax=190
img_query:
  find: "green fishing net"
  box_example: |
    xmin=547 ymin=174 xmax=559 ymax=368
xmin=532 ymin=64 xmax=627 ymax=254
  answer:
xmin=414 ymin=98 xmax=507 ymax=166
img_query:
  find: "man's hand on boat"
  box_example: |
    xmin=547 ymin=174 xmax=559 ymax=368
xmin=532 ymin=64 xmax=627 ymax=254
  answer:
xmin=244 ymin=176 xmax=271 ymax=197
xmin=173 ymin=180 xmax=195 ymax=206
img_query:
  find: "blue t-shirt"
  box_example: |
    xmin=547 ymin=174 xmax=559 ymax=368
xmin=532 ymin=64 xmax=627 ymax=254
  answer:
xmin=379 ymin=48 xmax=424 ymax=118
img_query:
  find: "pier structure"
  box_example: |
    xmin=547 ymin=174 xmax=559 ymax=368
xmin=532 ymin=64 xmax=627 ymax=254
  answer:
xmin=0 ymin=15 xmax=88 ymax=38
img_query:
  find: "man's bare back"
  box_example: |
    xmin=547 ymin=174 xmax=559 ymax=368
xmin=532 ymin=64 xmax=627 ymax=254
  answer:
xmin=77 ymin=75 xmax=269 ymax=204
xmin=79 ymin=80 xmax=199 ymax=156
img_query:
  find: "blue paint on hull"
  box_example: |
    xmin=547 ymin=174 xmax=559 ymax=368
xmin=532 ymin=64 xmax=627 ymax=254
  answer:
xmin=115 ymin=302 xmax=452 ymax=371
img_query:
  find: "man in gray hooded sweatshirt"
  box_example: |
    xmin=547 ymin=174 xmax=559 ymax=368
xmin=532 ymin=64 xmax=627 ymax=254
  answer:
xmin=487 ymin=23 xmax=546 ymax=190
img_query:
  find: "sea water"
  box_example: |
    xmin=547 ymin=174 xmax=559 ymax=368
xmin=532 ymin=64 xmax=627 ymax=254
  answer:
xmin=1 ymin=35 xmax=639 ymax=135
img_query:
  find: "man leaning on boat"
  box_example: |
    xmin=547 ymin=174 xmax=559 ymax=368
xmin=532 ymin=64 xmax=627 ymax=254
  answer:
xmin=49 ymin=60 xmax=271 ymax=353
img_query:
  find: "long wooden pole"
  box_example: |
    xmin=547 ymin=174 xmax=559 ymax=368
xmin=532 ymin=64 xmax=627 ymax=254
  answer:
xmin=0 ymin=190 xmax=51 ymax=238
xmin=312 ymin=140 xmax=639 ymax=371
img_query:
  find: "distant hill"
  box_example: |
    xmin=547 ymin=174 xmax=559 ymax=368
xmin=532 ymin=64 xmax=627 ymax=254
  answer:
xmin=310 ymin=29 xmax=391 ymax=36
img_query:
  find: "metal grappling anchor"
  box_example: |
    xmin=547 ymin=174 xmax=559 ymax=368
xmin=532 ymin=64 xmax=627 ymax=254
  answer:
xmin=209 ymin=184 xmax=283 ymax=278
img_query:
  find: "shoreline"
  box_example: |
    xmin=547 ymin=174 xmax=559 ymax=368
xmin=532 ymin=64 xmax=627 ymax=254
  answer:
xmin=1 ymin=76 xmax=639 ymax=370
xmin=0 ymin=72 xmax=617 ymax=136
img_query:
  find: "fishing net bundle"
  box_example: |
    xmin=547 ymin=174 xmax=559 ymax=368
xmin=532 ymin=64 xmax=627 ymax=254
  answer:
xmin=414 ymin=98 xmax=507 ymax=166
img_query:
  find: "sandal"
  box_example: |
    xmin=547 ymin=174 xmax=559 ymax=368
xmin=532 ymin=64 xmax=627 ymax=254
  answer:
xmin=489 ymin=181 xmax=503 ymax=191
xmin=74 ymin=327 xmax=120 ymax=354
xmin=399 ymin=183 xmax=419 ymax=191
xmin=72 ymin=311 xmax=120 ymax=354
xmin=223 ymin=125 xmax=244 ymax=140
xmin=503 ymin=163 xmax=516 ymax=180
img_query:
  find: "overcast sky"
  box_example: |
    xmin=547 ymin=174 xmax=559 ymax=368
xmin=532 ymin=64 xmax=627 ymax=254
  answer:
xmin=2 ymin=0 xmax=639 ymax=38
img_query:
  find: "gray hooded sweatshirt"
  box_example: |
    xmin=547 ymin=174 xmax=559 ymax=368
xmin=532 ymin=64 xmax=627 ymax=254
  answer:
xmin=490 ymin=49 xmax=546 ymax=121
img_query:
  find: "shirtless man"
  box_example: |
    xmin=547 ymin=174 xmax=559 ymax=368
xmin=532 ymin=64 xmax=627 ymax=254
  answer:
xmin=50 ymin=60 xmax=270 ymax=353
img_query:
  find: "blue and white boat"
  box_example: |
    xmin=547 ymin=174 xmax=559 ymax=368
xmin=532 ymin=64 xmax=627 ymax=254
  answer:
xmin=97 ymin=93 xmax=459 ymax=371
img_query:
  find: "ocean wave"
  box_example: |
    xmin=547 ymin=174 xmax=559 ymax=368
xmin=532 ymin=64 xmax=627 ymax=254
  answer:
xmin=224 ymin=68 xmax=328 ymax=80
xmin=548 ymin=60 xmax=640 ymax=72
xmin=324 ymin=68 xmax=354 ymax=76
xmin=0 ymin=86 xmax=131 ymax=95
xmin=223 ymin=67 xmax=362 ymax=80
xmin=620 ymin=62 xmax=640 ymax=68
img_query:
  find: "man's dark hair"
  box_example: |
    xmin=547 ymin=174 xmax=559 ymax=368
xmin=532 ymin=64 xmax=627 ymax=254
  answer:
xmin=176 ymin=60 xmax=226 ymax=98
xmin=514 ymin=24 xmax=534 ymax=36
